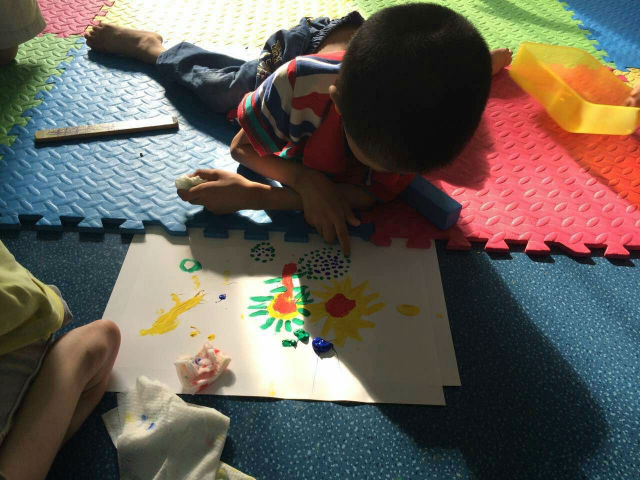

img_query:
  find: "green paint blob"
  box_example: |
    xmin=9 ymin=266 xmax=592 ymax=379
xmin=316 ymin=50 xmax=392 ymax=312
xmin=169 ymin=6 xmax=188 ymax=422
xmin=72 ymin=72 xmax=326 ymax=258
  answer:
xmin=179 ymin=258 xmax=202 ymax=273
xmin=294 ymin=329 xmax=310 ymax=343
xmin=270 ymin=286 xmax=287 ymax=293
xmin=298 ymin=308 xmax=310 ymax=316
xmin=264 ymin=277 xmax=281 ymax=284
xmin=250 ymin=296 xmax=273 ymax=302
xmin=250 ymin=310 xmax=268 ymax=317
xmin=282 ymin=339 xmax=297 ymax=348
xmin=285 ymin=320 xmax=292 ymax=332
xmin=275 ymin=319 xmax=283 ymax=332
xmin=292 ymin=319 xmax=304 ymax=326
xmin=260 ymin=317 xmax=275 ymax=330
xmin=248 ymin=304 xmax=267 ymax=309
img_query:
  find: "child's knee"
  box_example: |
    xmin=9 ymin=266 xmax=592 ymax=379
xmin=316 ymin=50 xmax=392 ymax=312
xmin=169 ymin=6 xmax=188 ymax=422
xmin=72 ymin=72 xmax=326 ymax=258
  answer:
xmin=62 ymin=320 xmax=121 ymax=378
xmin=85 ymin=319 xmax=121 ymax=368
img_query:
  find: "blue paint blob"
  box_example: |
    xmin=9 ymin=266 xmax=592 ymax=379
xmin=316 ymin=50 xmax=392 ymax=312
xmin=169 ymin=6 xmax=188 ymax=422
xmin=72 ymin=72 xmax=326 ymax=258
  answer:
xmin=219 ymin=294 xmax=227 ymax=301
xmin=312 ymin=337 xmax=333 ymax=354
xmin=147 ymin=422 xmax=155 ymax=430
xmin=141 ymin=415 xmax=147 ymax=421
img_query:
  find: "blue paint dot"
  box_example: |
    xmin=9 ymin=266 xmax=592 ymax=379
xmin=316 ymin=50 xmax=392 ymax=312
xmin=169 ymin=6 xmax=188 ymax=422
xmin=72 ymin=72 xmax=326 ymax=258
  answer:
xmin=219 ymin=294 xmax=227 ymax=300
xmin=147 ymin=422 xmax=155 ymax=430
xmin=312 ymin=337 xmax=333 ymax=354
xmin=141 ymin=415 xmax=147 ymax=421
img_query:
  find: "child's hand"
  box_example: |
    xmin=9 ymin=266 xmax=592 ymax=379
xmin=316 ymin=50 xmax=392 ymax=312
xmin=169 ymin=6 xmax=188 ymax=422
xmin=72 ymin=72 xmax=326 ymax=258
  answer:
xmin=177 ymin=169 xmax=262 ymax=214
xmin=294 ymin=170 xmax=360 ymax=255
xmin=624 ymin=83 xmax=640 ymax=107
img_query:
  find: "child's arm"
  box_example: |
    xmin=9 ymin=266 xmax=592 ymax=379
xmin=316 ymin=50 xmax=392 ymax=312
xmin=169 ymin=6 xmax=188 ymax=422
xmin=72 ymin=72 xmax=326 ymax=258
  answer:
xmin=229 ymin=129 xmax=374 ymax=254
xmin=178 ymin=168 xmax=374 ymax=255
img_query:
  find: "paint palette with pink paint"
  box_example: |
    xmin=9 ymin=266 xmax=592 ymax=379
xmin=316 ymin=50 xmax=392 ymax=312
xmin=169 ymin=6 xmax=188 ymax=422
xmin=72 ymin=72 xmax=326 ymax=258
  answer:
xmin=104 ymin=228 xmax=458 ymax=406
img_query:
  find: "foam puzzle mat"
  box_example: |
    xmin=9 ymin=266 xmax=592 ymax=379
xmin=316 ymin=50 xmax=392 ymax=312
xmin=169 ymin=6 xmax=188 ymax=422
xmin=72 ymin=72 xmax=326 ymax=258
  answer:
xmin=94 ymin=0 xmax=357 ymax=49
xmin=1 ymin=0 xmax=638 ymax=259
xmin=40 ymin=0 xmax=112 ymax=37
xmin=561 ymin=0 xmax=640 ymax=69
xmin=0 ymin=35 xmax=81 ymax=147
xmin=362 ymin=71 xmax=640 ymax=258
xmin=354 ymin=0 xmax=611 ymax=64
xmin=0 ymin=45 xmax=372 ymax=241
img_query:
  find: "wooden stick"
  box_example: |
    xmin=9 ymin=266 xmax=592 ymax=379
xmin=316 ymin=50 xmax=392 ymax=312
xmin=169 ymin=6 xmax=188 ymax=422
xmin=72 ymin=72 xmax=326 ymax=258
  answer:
xmin=34 ymin=115 xmax=179 ymax=143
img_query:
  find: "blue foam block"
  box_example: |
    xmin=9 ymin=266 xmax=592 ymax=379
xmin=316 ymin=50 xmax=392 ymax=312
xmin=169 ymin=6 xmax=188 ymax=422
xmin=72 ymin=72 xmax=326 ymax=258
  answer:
xmin=0 ymin=43 xmax=372 ymax=243
xmin=404 ymin=176 xmax=461 ymax=230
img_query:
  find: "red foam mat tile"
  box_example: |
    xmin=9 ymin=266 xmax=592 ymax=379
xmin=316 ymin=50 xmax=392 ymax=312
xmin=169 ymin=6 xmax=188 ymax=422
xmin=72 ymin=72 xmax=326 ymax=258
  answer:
xmin=40 ymin=0 xmax=112 ymax=37
xmin=362 ymin=71 xmax=640 ymax=259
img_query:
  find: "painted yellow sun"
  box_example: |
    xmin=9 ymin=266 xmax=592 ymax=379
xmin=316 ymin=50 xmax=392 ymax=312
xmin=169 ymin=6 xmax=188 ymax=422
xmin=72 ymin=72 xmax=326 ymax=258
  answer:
xmin=307 ymin=276 xmax=385 ymax=347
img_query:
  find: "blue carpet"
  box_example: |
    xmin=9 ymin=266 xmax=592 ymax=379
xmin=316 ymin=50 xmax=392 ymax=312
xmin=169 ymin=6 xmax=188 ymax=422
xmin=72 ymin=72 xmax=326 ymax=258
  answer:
xmin=2 ymin=228 xmax=638 ymax=479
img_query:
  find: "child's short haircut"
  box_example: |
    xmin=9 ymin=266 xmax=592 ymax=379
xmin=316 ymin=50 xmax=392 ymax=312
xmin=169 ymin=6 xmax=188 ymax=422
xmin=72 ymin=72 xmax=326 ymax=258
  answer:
xmin=336 ymin=3 xmax=492 ymax=173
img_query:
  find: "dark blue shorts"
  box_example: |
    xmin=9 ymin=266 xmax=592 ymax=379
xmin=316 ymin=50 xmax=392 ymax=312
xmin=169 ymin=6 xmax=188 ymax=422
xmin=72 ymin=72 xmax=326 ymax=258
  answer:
xmin=156 ymin=12 xmax=364 ymax=113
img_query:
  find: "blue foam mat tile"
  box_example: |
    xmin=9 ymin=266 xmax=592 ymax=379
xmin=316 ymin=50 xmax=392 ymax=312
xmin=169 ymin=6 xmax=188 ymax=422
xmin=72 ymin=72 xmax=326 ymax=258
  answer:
xmin=0 ymin=42 xmax=380 ymax=243
xmin=562 ymin=0 xmax=640 ymax=68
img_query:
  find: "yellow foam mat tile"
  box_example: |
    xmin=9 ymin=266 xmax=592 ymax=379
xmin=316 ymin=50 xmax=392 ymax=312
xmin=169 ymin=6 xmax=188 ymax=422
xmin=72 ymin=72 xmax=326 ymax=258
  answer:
xmin=615 ymin=67 xmax=640 ymax=86
xmin=92 ymin=0 xmax=358 ymax=50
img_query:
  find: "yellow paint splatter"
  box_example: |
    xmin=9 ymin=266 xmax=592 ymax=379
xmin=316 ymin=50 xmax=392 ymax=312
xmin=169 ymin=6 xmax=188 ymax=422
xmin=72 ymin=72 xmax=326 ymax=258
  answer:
xmin=125 ymin=412 xmax=134 ymax=423
xmin=397 ymin=304 xmax=420 ymax=316
xmin=140 ymin=291 xmax=205 ymax=336
xmin=240 ymin=313 xmax=244 ymax=320
xmin=436 ymin=313 xmax=444 ymax=319
xmin=307 ymin=276 xmax=385 ymax=347
xmin=207 ymin=333 xmax=216 ymax=341
xmin=268 ymin=381 xmax=275 ymax=397
xmin=223 ymin=270 xmax=231 ymax=285
xmin=190 ymin=326 xmax=200 ymax=337
xmin=192 ymin=275 xmax=200 ymax=290
xmin=155 ymin=309 xmax=165 ymax=315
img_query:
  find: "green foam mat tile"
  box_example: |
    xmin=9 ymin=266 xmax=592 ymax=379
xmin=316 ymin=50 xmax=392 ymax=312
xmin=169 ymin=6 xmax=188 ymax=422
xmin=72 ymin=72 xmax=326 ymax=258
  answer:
xmin=0 ymin=35 xmax=82 ymax=147
xmin=354 ymin=0 xmax=611 ymax=65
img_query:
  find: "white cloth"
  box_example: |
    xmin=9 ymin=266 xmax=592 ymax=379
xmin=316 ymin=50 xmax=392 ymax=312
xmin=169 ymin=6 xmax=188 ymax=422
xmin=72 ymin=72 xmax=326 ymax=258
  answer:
xmin=0 ymin=0 xmax=46 ymax=49
xmin=103 ymin=376 xmax=253 ymax=480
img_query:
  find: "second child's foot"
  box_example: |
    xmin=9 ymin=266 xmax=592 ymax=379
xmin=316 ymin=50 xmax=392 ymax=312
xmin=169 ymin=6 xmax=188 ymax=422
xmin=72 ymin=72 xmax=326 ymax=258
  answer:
xmin=85 ymin=23 xmax=165 ymax=64
xmin=491 ymin=48 xmax=513 ymax=75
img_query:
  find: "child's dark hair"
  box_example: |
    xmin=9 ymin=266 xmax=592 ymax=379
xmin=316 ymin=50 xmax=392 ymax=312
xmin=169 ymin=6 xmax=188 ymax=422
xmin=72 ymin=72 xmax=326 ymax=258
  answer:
xmin=336 ymin=3 xmax=492 ymax=173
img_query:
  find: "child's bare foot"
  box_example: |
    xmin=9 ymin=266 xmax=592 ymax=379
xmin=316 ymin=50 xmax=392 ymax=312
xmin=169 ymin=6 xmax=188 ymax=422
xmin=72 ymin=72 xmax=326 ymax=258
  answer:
xmin=85 ymin=23 xmax=165 ymax=64
xmin=624 ymin=83 xmax=640 ymax=107
xmin=491 ymin=48 xmax=512 ymax=75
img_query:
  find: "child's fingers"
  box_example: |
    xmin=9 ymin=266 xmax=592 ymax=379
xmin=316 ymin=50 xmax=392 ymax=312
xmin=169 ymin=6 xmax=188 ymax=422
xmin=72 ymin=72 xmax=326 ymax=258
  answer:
xmin=193 ymin=169 xmax=221 ymax=181
xmin=334 ymin=219 xmax=351 ymax=256
xmin=342 ymin=201 xmax=360 ymax=227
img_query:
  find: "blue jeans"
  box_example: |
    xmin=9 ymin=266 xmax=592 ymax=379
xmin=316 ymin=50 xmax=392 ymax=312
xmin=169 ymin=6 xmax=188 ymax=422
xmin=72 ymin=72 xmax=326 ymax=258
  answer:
xmin=155 ymin=12 xmax=364 ymax=113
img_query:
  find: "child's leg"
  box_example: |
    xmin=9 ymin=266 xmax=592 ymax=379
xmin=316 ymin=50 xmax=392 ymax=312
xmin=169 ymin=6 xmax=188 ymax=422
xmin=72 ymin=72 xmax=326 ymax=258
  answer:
xmin=491 ymin=48 xmax=512 ymax=75
xmin=85 ymin=23 xmax=257 ymax=113
xmin=0 ymin=46 xmax=19 ymax=66
xmin=0 ymin=319 xmax=120 ymax=480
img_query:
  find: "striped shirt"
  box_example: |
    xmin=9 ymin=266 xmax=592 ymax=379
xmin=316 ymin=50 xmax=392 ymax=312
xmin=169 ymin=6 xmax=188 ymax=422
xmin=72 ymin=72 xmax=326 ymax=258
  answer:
xmin=237 ymin=51 xmax=414 ymax=201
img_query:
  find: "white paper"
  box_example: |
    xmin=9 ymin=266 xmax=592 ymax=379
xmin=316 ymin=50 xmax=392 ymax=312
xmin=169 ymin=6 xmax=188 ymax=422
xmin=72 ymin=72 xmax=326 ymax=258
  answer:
xmin=104 ymin=228 xmax=458 ymax=405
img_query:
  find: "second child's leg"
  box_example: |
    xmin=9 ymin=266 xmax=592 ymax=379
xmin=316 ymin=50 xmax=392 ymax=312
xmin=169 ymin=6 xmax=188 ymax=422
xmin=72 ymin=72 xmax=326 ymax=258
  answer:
xmin=0 ymin=46 xmax=19 ymax=66
xmin=0 ymin=320 xmax=120 ymax=480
